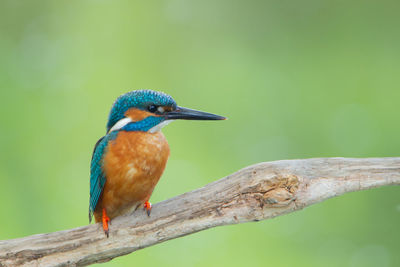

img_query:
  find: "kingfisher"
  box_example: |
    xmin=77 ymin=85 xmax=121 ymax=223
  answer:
xmin=89 ymin=90 xmax=225 ymax=237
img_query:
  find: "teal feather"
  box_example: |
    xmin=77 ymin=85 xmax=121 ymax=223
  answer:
xmin=89 ymin=131 xmax=118 ymax=222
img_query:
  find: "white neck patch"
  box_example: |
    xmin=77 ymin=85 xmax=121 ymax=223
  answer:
xmin=108 ymin=117 xmax=132 ymax=133
xmin=148 ymin=120 xmax=173 ymax=133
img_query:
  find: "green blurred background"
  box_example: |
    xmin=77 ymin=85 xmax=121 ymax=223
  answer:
xmin=0 ymin=0 xmax=399 ymax=266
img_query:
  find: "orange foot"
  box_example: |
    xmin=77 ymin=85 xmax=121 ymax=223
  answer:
xmin=144 ymin=201 xmax=152 ymax=216
xmin=102 ymin=208 xmax=111 ymax=238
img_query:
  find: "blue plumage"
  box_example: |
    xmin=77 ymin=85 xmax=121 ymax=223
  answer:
xmin=89 ymin=131 xmax=118 ymax=222
xmin=122 ymin=116 xmax=164 ymax=132
xmin=107 ymin=90 xmax=176 ymax=132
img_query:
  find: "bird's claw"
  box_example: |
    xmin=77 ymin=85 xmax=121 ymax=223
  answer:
xmin=144 ymin=201 xmax=152 ymax=216
xmin=102 ymin=208 xmax=111 ymax=238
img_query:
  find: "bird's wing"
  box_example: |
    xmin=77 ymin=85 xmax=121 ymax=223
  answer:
xmin=89 ymin=135 xmax=108 ymax=223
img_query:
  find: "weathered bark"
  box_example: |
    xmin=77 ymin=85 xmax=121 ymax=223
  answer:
xmin=0 ymin=157 xmax=399 ymax=267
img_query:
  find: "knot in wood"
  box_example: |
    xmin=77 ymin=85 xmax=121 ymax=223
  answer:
xmin=260 ymin=174 xmax=299 ymax=207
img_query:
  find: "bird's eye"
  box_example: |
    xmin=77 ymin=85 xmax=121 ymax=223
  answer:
xmin=148 ymin=105 xmax=158 ymax=113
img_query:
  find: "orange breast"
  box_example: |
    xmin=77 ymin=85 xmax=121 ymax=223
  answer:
xmin=94 ymin=131 xmax=170 ymax=222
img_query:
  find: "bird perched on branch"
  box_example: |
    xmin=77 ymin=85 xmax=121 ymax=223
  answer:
xmin=89 ymin=90 xmax=225 ymax=237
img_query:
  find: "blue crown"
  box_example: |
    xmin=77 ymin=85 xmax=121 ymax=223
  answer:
xmin=106 ymin=90 xmax=177 ymax=132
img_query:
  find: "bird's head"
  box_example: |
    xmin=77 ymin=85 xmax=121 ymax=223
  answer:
xmin=106 ymin=90 xmax=225 ymax=133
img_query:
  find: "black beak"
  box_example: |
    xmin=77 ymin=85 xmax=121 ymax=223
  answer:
xmin=165 ymin=106 xmax=226 ymax=121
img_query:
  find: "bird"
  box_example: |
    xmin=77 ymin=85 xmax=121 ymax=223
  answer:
xmin=89 ymin=90 xmax=225 ymax=237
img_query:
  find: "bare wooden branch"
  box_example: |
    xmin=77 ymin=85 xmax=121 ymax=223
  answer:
xmin=1 ymin=157 xmax=399 ymax=267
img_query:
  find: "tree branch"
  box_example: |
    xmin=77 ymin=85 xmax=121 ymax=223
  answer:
xmin=1 ymin=157 xmax=399 ymax=267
